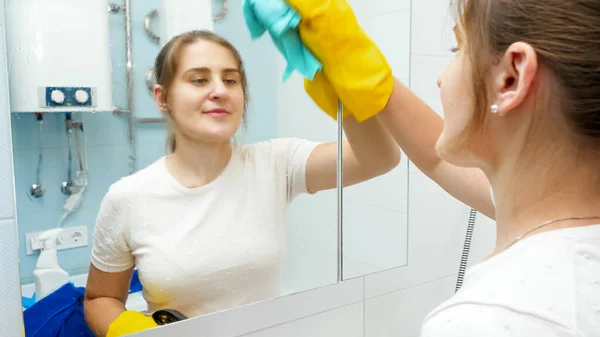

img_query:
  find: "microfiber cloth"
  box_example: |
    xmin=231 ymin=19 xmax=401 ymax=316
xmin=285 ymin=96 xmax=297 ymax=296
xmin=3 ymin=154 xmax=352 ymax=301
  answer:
xmin=242 ymin=0 xmax=322 ymax=81
xmin=23 ymin=282 xmax=94 ymax=337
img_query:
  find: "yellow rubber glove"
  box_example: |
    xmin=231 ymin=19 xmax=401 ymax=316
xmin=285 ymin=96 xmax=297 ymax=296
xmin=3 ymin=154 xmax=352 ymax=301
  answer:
xmin=304 ymin=72 xmax=351 ymax=120
xmin=286 ymin=0 xmax=394 ymax=122
xmin=106 ymin=311 xmax=158 ymax=337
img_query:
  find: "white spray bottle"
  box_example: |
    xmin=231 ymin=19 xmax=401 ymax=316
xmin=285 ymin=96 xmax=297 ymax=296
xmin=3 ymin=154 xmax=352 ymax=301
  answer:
xmin=33 ymin=228 xmax=69 ymax=302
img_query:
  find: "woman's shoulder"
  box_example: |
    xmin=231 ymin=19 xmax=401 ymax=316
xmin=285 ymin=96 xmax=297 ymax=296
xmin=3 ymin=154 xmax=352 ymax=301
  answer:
xmin=236 ymin=137 xmax=319 ymax=157
xmin=104 ymin=156 xmax=168 ymax=201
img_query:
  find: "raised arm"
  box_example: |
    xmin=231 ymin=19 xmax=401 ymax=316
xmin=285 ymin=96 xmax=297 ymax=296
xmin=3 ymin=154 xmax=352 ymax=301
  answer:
xmin=377 ymin=79 xmax=495 ymax=219
xmin=305 ymin=103 xmax=401 ymax=193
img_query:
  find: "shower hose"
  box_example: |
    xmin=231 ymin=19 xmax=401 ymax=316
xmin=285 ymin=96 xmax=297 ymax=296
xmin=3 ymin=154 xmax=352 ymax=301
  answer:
xmin=455 ymin=207 xmax=477 ymax=292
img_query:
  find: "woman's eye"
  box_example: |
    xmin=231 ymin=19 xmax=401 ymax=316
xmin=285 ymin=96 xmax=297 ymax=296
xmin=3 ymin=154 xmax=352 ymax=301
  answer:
xmin=224 ymin=79 xmax=237 ymax=84
xmin=449 ymin=47 xmax=460 ymax=53
xmin=192 ymin=78 xmax=208 ymax=84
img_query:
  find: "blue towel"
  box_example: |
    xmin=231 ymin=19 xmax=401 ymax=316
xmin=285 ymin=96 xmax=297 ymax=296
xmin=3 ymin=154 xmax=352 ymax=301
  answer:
xmin=129 ymin=269 xmax=143 ymax=294
xmin=242 ymin=0 xmax=322 ymax=81
xmin=23 ymin=282 xmax=94 ymax=337
xmin=23 ymin=269 xmax=143 ymax=308
xmin=22 ymin=293 xmax=36 ymax=310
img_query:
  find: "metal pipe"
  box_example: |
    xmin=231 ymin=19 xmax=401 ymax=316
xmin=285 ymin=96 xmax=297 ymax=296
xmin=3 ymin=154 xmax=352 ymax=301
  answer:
xmin=123 ymin=0 xmax=137 ymax=173
xmin=30 ymin=113 xmax=46 ymax=198
xmin=336 ymin=100 xmax=344 ymax=282
xmin=137 ymin=117 xmax=166 ymax=124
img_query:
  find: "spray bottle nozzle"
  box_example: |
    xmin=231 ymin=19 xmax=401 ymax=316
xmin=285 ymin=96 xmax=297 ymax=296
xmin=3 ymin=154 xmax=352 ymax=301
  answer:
xmin=37 ymin=228 xmax=65 ymax=250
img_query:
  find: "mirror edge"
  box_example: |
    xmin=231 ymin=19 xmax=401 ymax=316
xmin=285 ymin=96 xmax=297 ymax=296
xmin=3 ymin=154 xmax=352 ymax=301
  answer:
xmin=0 ymin=0 xmax=26 ymax=335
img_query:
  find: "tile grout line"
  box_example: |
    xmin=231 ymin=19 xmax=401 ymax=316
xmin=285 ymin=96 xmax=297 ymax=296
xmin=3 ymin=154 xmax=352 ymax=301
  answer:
xmin=362 ymin=276 xmax=366 ymax=337
xmin=235 ymin=299 xmax=366 ymax=337
xmin=364 ymin=273 xmax=458 ymax=302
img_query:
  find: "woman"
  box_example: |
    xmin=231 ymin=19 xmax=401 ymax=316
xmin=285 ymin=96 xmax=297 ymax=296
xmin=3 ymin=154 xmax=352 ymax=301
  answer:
xmin=290 ymin=0 xmax=600 ymax=335
xmin=83 ymin=30 xmax=400 ymax=336
xmin=377 ymin=0 xmax=600 ymax=335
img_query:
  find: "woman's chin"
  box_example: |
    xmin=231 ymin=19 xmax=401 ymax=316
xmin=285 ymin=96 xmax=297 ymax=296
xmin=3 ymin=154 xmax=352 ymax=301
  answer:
xmin=201 ymin=130 xmax=237 ymax=144
xmin=436 ymin=137 xmax=478 ymax=168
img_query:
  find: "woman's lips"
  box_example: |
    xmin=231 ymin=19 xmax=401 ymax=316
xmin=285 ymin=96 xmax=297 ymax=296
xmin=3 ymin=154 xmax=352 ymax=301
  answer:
xmin=204 ymin=108 xmax=229 ymax=117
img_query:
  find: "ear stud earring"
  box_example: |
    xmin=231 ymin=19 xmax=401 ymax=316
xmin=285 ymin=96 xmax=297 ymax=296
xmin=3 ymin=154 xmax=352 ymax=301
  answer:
xmin=490 ymin=104 xmax=499 ymax=114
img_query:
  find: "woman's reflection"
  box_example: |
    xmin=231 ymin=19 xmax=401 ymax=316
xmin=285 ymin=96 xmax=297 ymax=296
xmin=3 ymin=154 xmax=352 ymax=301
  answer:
xmin=83 ymin=30 xmax=400 ymax=337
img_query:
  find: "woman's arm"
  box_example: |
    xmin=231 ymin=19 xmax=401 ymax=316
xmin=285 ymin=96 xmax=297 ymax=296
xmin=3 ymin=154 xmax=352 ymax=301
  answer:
xmin=377 ymin=79 xmax=495 ymax=219
xmin=305 ymin=88 xmax=401 ymax=193
xmin=83 ymin=265 xmax=133 ymax=337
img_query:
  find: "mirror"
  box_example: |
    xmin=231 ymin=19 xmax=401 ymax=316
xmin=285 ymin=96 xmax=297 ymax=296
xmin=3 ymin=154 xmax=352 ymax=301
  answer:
xmin=341 ymin=0 xmax=411 ymax=280
xmin=7 ymin=0 xmax=340 ymax=334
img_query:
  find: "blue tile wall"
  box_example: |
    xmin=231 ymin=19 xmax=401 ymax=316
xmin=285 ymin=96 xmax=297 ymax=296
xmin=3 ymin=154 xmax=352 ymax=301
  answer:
xmin=10 ymin=0 xmax=278 ymax=283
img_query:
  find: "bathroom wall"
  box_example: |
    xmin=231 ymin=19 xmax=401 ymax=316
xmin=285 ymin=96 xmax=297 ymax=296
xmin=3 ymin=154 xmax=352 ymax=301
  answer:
xmin=10 ymin=0 xmax=281 ymax=283
xmin=128 ymin=0 xmax=498 ymax=336
xmin=0 ymin=1 xmax=25 ymax=335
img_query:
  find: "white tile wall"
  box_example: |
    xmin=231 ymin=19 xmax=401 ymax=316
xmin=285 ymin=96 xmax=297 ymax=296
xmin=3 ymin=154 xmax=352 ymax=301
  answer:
xmin=367 ymin=9 xmax=411 ymax=80
xmin=240 ymin=303 xmax=364 ymax=337
xmin=0 ymin=5 xmax=15 ymax=221
xmin=363 ymin=172 xmax=475 ymax=299
xmin=0 ymin=1 xmax=25 ymax=336
xmin=410 ymin=0 xmax=456 ymax=57
xmin=364 ymin=275 xmax=457 ymax=337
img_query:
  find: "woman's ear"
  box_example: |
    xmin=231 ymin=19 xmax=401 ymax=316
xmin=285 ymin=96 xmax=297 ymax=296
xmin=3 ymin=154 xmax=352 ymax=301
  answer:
xmin=492 ymin=42 xmax=538 ymax=117
xmin=153 ymin=85 xmax=169 ymax=115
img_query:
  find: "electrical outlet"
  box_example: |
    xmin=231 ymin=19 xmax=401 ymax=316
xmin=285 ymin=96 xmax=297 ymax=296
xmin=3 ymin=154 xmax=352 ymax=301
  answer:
xmin=26 ymin=226 xmax=89 ymax=255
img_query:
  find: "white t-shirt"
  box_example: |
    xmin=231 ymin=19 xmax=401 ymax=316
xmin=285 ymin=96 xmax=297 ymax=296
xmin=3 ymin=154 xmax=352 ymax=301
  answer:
xmin=421 ymin=224 xmax=600 ymax=337
xmin=90 ymin=138 xmax=319 ymax=317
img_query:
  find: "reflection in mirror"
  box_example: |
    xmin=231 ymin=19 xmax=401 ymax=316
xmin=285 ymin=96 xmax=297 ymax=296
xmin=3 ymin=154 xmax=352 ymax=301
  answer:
xmin=7 ymin=0 xmax=348 ymax=334
xmin=340 ymin=1 xmax=412 ymax=280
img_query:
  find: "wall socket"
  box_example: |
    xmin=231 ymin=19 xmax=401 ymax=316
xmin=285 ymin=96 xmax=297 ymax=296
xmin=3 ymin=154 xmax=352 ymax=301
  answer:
xmin=26 ymin=226 xmax=89 ymax=255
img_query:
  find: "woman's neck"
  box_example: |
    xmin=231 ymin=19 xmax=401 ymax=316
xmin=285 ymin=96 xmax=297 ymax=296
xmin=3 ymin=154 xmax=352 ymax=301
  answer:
xmin=488 ymin=156 xmax=600 ymax=257
xmin=167 ymin=137 xmax=233 ymax=189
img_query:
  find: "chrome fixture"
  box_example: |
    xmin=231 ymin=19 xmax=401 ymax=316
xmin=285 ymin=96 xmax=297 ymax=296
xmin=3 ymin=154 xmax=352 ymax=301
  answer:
xmin=108 ymin=3 xmax=122 ymax=14
xmin=144 ymin=9 xmax=160 ymax=43
xmin=61 ymin=113 xmax=75 ymax=196
xmin=30 ymin=113 xmax=45 ymax=198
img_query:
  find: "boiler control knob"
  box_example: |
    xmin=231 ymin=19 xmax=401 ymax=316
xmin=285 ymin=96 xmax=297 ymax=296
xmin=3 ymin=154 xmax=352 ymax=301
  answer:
xmin=74 ymin=89 xmax=89 ymax=104
xmin=50 ymin=90 xmax=65 ymax=104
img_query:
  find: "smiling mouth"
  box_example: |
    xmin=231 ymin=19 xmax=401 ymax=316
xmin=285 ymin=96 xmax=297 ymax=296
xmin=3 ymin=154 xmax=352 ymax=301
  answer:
xmin=204 ymin=108 xmax=229 ymax=116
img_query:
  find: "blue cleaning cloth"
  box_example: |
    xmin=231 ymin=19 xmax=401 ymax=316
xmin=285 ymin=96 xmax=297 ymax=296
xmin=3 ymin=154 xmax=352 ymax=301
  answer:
xmin=23 ymin=282 xmax=94 ymax=337
xmin=242 ymin=0 xmax=322 ymax=81
xmin=23 ymin=271 xmax=143 ymax=336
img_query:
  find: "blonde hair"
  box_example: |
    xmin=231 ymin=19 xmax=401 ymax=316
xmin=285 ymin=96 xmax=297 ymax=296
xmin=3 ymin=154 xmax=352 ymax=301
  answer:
xmin=154 ymin=30 xmax=250 ymax=153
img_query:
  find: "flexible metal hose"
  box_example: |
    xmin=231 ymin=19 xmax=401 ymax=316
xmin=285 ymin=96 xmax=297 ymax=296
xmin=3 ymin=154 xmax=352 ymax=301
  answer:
xmin=455 ymin=208 xmax=477 ymax=292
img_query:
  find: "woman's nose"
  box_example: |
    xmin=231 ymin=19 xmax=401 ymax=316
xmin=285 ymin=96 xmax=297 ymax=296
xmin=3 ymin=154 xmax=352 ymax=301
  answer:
xmin=209 ymin=81 xmax=228 ymax=99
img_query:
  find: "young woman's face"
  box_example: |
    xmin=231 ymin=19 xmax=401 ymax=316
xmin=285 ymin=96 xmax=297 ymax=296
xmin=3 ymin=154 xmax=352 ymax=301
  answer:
xmin=436 ymin=25 xmax=480 ymax=166
xmin=160 ymin=40 xmax=245 ymax=145
xmin=436 ymin=24 xmax=502 ymax=170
